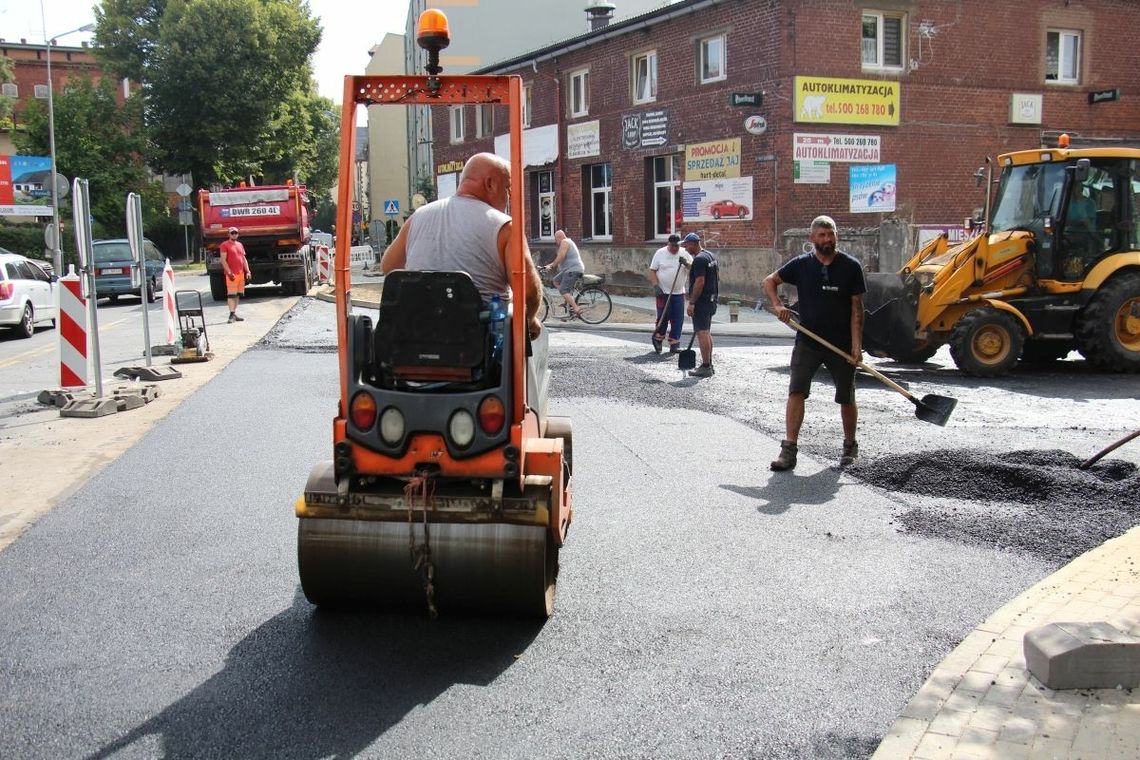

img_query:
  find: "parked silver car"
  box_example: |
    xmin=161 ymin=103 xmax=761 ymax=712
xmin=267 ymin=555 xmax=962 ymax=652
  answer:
xmin=0 ymin=248 xmax=58 ymax=339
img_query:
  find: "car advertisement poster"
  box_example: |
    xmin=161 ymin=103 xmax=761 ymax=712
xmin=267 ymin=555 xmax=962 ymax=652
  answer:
xmin=681 ymin=177 xmax=753 ymax=222
xmin=0 ymin=155 xmax=53 ymax=216
xmin=849 ymin=164 xmax=897 ymax=214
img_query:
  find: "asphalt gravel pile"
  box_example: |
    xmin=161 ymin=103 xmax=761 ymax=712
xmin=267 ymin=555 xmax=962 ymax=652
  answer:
xmin=848 ymin=449 xmax=1140 ymax=563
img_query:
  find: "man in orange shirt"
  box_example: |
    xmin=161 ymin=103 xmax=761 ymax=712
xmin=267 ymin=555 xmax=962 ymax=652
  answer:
xmin=219 ymin=226 xmax=252 ymax=322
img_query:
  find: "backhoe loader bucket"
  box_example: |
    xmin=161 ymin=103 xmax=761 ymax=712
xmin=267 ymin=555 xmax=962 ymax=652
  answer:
xmin=862 ymin=272 xmax=920 ymax=359
xmin=294 ymin=22 xmax=572 ymax=619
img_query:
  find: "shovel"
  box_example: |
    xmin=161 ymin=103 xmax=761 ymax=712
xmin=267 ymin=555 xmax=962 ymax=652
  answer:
xmin=1079 ymin=428 xmax=1140 ymax=469
xmin=776 ymin=311 xmax=958 ymax=427
xmin=678 ymin=331 xmax=698 ymax=371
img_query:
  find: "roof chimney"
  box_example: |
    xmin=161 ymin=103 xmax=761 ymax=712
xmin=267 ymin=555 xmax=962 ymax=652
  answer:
xmin=586 ymin=1 xmax=616 ymax=32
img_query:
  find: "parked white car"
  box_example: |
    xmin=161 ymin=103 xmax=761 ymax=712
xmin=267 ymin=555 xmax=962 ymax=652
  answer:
xmin=0 ymin=248 xmax=58 ymax=339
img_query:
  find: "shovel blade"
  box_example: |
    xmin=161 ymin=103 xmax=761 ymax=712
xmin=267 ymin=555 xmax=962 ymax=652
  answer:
xmin=678 ymin=349 xmax=697 ymax=371
xmin=914 ymin=393 xmax=957 ymax=426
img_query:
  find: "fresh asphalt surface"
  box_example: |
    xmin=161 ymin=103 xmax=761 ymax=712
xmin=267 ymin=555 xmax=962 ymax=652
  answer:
xmin=3 ymin=298 xmax=1134 ymax=759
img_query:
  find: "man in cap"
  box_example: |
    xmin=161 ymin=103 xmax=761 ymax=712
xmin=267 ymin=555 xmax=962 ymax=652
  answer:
xmin=761 ymin=215 xmax=866 ymax=470
xmin=219 ymin=226 xmax=252 ymax=323
xmin=683 ymin=232 xmax=719 ymax=376
xmin=648 ymin=233 xmax=692 ymax=353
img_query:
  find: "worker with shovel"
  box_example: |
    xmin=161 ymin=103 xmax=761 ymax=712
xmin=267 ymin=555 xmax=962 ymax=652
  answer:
xmin=648 ymin=234 xmax=692 ymax=353
xmin=762 ymin=215 xmax=865 ymax=470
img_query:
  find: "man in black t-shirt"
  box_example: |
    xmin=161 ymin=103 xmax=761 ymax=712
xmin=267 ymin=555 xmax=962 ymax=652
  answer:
xmin=761 ymin=215 xmax=866 ymax=470
xmin=683 ymin=232 xmax=720 ymax=377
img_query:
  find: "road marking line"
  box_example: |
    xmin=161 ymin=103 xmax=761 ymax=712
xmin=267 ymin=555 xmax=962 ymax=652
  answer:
xmin=0 ymin=345 xmax=54 ymax=369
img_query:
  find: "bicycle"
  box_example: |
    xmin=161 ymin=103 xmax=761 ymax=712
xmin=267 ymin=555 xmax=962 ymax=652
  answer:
xmin=538 ymin=268 xmax=613 ymax=324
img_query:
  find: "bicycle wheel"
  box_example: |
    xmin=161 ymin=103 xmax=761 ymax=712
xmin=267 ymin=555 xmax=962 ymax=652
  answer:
xmin=540 ymin=294 xmax=550 ymax=323
xmin=575 ymin=287 xmax=612 ymax=324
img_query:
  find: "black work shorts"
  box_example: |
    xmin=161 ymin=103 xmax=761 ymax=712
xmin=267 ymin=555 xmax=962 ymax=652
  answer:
xmin=691 ymin=302 xmax=717 ymax=331
xmin=789 ymin=340 xmax=857 ymax=404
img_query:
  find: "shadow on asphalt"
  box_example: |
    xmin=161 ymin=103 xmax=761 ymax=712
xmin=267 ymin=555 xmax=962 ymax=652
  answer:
xmin=721 ymin=466 xmax=843 ymax=515
xmin=88 ymin=590 xmax=542 ymax=759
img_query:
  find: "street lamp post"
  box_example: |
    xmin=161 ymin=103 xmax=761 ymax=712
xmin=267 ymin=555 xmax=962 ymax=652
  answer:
xmin=42 ymin=14 xmax=96 ymax=275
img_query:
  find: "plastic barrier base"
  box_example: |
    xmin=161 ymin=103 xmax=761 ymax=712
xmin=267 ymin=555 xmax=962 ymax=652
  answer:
xmin=114 ymin=366 xmax=183 ymax=381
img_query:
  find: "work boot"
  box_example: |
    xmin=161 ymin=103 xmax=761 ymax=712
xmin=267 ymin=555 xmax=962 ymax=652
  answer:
xmin=770 ymin=440 xmax=798 ymax=471
xmin=839 ymin=440 xmax=859 ymax=467
xmin=227 ymin=313 xmax=236 ymax=323
xmin=233 ymin=314 xmax=244 ymax=322
xmin=689 ymin=364 xmax=714 ymax=378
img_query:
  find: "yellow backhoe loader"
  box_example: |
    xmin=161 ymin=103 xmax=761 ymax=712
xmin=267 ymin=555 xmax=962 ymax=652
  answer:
xmin=864 ymin=136 xmax=1140 ymax=376
xmin=293 ymin=10 xmax=573 ymax=617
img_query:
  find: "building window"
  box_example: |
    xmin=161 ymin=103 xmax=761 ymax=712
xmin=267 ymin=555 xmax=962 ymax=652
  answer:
xmin=862 ymin=12 xmax=905 ymax=70
xmin=652 ymin=155 xmax=683 ymax=238
xmin=523 ymin=84 xmax=532 ymax=128
xmin=1 ymin=83 xmax=17 ymax=98
xmin=534 ymin=170 xmax=555 ymax=240
xmin=632 ymin=51 xmax=657 ymax=104
xmin=449 ymin=106 xmax=464 ymax=144
xmin=699 ymin=35 xmax=726 ymax=84
xmin=34 ymin=84 xmax=49 ymax=99
xmin=1046 ymin=30 xmax=1081 ymax=84
xmin=569 ymin=68 xmax=589 ymax=117
xmin=476 ymin=105 xmax=493 ymax=138
xmin=588 ymin=163 xmax=612 ymax=240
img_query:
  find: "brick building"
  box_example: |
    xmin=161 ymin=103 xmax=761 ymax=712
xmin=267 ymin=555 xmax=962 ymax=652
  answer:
xmin=426 ymin=0 xmax=1140 ymax=297
xmin=0 ymin=39 xmax=116 ymax=156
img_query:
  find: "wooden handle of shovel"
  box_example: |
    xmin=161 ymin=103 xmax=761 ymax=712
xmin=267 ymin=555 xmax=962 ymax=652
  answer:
xmin=773 ymin=310 xmax=921 ymax=403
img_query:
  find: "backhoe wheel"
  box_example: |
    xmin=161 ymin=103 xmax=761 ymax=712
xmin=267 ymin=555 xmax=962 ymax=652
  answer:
xmin=949 ymin=307 xmax=1025 ymax=377
xmin=209 ymin=272 xmax=226 ymax=302
xmin=1076 ymin=272 xmax=1140 ymax=372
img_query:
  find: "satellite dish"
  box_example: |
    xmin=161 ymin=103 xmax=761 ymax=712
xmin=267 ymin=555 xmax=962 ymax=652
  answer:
xmin=412 ymin=193 xmax=427 ymax=209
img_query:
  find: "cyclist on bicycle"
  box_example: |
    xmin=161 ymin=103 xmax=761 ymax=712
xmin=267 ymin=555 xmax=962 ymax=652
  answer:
xmin=545 ymin=229 xmax=585 ymax=319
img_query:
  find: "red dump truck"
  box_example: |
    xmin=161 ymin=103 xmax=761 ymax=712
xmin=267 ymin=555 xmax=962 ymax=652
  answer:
xmin=198 ymin=183 xmax=312 ymax=300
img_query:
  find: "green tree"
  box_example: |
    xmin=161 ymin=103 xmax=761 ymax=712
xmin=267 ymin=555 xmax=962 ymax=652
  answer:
xmin=0 ymin=56 xmax=15 ymax=128
xmin=14 ymin=75 xmax=161 ymax=236
xmin=96 ymin=0 xmax=322 ymax=189
xmin=93 ymin=0 xmax=168 ymax=83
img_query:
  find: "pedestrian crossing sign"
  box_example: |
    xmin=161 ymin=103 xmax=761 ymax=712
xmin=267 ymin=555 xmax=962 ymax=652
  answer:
xmin=383 ymin=199 xmax=400 ymax=216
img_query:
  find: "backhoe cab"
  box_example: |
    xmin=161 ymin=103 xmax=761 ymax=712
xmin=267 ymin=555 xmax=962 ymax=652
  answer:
xmin=863 ymin=138 xmax=1140 ymax=376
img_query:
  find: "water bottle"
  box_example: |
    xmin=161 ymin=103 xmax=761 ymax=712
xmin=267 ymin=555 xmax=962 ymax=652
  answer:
xmin=489 ymin=294 xmax=506 ymax=362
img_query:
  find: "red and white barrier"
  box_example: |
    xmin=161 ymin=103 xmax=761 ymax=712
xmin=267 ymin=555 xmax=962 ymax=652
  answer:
xmin=316 ymin=245 xmax=331 ymax=284
xmin=162 ymin=259 xmax=178 ymax=344
xmin=58 ymin=265 xmax=87 ymax=389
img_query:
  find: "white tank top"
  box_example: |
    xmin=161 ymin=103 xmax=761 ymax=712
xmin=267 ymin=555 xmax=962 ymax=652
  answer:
xmin=405 ymin=195 xmax=511 ymax=302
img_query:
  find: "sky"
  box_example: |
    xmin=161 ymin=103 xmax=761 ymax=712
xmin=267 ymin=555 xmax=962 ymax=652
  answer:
xmin=0 ymin=0 xmax=411 ymax=103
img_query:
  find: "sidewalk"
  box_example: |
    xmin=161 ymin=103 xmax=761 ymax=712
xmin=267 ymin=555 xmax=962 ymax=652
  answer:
xmin=873 ymin=526 xmax=1140 ymax=759
xmin=267 ymin=284 xmax=1140 ymax=755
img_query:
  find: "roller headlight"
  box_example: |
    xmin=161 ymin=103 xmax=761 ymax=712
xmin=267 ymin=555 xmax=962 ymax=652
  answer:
xmin=379 ymin=407 xmax=405 ymax=444
xmin=449 ymin=409 xmax=476 ymax=448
